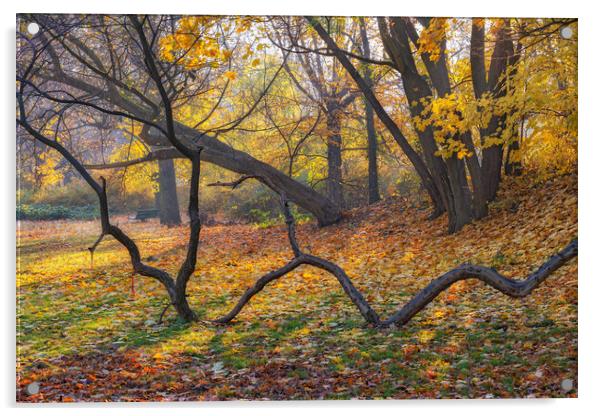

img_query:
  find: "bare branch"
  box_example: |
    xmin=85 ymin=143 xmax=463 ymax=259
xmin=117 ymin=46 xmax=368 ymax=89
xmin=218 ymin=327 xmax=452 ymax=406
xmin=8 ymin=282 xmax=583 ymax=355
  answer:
xmin=207 ymin=175 xmax=263 ymax=189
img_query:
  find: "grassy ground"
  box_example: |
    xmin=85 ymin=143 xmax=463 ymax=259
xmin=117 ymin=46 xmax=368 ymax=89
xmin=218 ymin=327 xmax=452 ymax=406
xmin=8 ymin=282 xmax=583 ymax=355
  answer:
xmin=16 ymin=174 xmax=577 ymax=401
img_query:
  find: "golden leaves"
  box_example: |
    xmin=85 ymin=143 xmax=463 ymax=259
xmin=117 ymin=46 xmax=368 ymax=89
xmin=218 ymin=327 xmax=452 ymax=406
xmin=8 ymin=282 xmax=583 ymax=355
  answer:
xmin=223 ymin=70 xmax=237 ymax=81
xmin=417 ymin=330 xmax=436 ymax=344
xmin=417 ymin=18 xmax=448 ymax=62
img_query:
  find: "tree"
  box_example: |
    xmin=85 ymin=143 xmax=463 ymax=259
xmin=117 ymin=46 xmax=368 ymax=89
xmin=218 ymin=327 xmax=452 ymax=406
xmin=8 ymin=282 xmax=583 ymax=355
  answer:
xmin=307 ymin=17 xmax=577 ymax=232
xmin=358 ymin=17 xmax=381 ymax=204
xmin=271 ymin=17 xmax=358 ymax=208
xmin=24 ymin=14 xmax=342 ymax=226
xmin=207 ymin=175 xmax=576 ymax=328
xmin=156 ymin=158 xmax=182 ymax=226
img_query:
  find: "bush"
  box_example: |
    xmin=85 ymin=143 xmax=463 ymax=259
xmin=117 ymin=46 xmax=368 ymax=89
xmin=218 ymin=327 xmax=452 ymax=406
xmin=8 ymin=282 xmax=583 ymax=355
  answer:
xmin=16 ymin=204 xmax=100 ymax=221
xmin=29 ymin=180 xmax=98 ymax=207
xmin=24 ymin=178 xmax=157 ymax=214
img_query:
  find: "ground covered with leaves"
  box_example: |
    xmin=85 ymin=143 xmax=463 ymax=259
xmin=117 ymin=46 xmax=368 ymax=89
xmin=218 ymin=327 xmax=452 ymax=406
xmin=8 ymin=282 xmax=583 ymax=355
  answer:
xmin=16 ymin=174 xmax=577 ymax=401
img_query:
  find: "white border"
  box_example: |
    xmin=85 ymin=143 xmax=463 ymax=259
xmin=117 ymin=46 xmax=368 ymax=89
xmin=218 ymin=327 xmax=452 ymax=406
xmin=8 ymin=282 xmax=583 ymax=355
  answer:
xmin=2 ymin=1 xmax=600 ymax=415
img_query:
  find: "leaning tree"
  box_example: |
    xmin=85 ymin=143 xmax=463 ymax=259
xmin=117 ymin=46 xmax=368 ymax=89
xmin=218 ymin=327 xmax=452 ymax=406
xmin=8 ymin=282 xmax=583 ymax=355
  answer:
xmin=20 ymin=13 xmax=342 ymax=226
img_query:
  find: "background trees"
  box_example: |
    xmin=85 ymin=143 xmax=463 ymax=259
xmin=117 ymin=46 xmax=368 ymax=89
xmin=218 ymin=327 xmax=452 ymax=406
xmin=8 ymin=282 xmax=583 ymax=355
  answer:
xmin=307 ymin=16 xmax=576 ymax=232
xmin=17 ymin=15 xmax=577 ymax=230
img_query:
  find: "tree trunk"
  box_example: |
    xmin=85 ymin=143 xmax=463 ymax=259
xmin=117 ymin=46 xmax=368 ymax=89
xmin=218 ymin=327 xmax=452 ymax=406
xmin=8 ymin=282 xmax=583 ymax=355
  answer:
xmin=170 ymin=287 xmax=197 ymax=321
xmin=401 ymin=70 xmax=474 ymax=233
xmin=481 ymin=133 xmax=504 ymax=202
xmin=479 ymin=19 xmax=516 ymax=202
xmin=326 ymin=109 xmax=344 ymax=209
xmin=365 ymin=101 xmax=380 ymax=204
xmin=505 ymin=138 xmax=522 ymax=176
xmin=377 ymin=17 xmax=474 ymax=232
xmin=156 ymin=158 xmax=181 ymax=226
xmin=146 ymin=122 xmax=342 ymax=226
xmin=358 ymin=17 xmax=380 ymax=205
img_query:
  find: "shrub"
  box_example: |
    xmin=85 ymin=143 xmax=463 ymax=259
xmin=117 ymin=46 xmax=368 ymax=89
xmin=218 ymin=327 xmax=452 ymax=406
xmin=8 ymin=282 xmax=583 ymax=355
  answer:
xmin=16 ymin=204 xmax=100 ymax=221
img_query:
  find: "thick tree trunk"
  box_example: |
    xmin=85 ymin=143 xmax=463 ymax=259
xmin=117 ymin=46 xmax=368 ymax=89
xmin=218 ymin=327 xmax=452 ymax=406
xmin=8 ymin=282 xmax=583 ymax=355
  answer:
xmin=405 ymin=18 xmax=487 ymax=221
xmin=326 ymin=110 xmax=344 ymax=209
xmin=376 ymin=17 xmax=474 ymax=232
xmin=481 ymin=134 xmax=504 ymax=202
xmin=401 ymin=71 xmax=473 ymax=233
xmin=168 ymin=286 xmax=196 ymax=322
xmin=477 ymin=19 xmax=516 ymax=202
xmin=156 ymin=158 xmax=181 ymax=226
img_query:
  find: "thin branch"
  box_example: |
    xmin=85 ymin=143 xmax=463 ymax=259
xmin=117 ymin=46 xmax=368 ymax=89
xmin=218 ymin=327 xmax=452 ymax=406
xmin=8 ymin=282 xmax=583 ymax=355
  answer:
xmin=207 ymin=175 xmax=263 ymax=189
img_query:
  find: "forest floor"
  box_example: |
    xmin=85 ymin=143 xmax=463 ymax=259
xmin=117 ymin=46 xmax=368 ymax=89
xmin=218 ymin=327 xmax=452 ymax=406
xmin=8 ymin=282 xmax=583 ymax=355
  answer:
xmin=16 ymin=173 xmax=578 ymax=402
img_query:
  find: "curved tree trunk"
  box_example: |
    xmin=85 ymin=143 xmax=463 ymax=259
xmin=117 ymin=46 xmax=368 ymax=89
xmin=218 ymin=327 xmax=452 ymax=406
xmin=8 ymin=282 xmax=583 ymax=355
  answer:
xmin=147 ymin=123 xmax=342 ymax=226
xmin=38 ymin=68 xmax=343 ymax=227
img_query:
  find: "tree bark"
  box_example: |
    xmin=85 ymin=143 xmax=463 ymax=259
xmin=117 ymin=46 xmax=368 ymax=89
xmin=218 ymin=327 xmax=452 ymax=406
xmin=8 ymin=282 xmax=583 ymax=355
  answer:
xmin=479 ymin=20 xmax=516 ymax=202
xmin=156 ymin=158 xmax=181 ymax=226
xmin=365 ymin=101 xmax=380 ymax=204
xmin=380 ymin=17 xmax=473 ymax=232
xmin=325 ymin=107 xmax=344 ymax=209
xmin=358 ymin=18 xmax=381 ymax=205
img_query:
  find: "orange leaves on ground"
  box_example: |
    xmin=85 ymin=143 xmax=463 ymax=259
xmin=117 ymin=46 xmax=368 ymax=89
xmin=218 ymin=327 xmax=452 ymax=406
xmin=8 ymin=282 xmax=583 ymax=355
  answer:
xmin=17 ymin=173 xmax=577 ymax=401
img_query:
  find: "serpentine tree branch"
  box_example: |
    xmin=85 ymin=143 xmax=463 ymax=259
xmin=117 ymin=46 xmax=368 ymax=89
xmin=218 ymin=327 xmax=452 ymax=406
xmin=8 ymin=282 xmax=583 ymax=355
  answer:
xmin=209 ymin=175 xmax=578 ymax=328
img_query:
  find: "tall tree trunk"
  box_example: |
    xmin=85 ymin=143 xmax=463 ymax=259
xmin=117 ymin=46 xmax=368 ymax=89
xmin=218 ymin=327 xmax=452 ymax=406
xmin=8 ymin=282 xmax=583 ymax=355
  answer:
xmin=377 ymin=17 xmax=474 ymax=232
xmin=156 ymin=158 xmax=181 ymax=226
xmin=326 ymin=108 xmax=344 ymax=209
xmin=477 ymin=19 xmax=516 ymax=202
xmin=365 ymin=101 xmax=380 ymax=204
xmin=405 ymin=17 xmax=487 ymax=220
xmin=392 ymin=38 xmax=474 ymax=232
xmin=358 ymin=17 xmax=381 ymax=205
